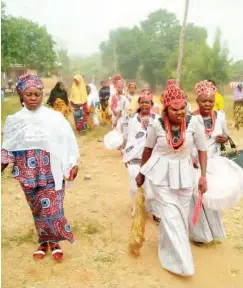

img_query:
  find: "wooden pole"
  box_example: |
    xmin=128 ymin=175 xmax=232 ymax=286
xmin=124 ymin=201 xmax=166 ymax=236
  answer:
xmin=176 ymin=0 xmax=190 ymax=86
xmin=113 ymin=42 xmax=117 ymax=73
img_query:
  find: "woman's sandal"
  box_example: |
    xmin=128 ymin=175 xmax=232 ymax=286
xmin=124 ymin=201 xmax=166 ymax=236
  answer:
xmin=33 ymin=242 xmax=48 ymax=260
xmin=193 ymin=241 xmax=204 ymax=247
xmin=49 ymin=242 xmax=63 ymax=262
xmin=153 ymin=215 xmax=161 ymax=224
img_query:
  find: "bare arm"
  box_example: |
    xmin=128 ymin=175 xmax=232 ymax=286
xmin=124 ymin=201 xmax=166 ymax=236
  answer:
xmin=193 ymin=116 xmax=208 ymax=193
xmin=141 ymin=147 xmax=153 ymax=167
xmin=136 ymin=147 xmax=153 ymax=187
xmin=198 ymin=150 xmax=207 ymax=177
xmin=136 ymin=119 xmax=157 ymax=187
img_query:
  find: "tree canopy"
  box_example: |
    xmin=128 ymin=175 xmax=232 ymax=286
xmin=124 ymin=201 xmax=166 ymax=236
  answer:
xmin=100 ymin=9 xmax=235 ymax=90
xmin=1 ymin=2 xmax=56 ymax=71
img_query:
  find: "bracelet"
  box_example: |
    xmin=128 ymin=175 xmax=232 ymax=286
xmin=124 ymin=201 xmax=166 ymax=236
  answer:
xmin=199 ymin=176 xmax=207 ymax=182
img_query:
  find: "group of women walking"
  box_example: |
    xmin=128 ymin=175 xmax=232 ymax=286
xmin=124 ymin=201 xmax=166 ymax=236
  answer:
xmin=107 ymin=75 xmax=243 ymax=276
xmin=1 ymin=72 xmax=243 ymax=277
xmin=47 ymin=74 xmax=101 ymax=132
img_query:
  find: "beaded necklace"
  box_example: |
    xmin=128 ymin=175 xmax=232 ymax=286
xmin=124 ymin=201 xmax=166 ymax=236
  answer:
xmin=138 ymin=112 xmax=151 ymax=130
xmin=195 ymin=109 xmax=216 ymax=136
xmin=164 ymin=116 xmax=186 ymax=152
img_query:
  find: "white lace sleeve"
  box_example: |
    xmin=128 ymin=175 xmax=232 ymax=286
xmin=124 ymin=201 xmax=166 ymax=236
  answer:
xmin=217 ymin=111 xmax=228 ymax=135
xmin=193 ymin=115 xmax=207 ymax=151
xmin=145 ymin=119 xmax=158 ymax=149
xmin=117 ymin=96 xmax=124 ymax=112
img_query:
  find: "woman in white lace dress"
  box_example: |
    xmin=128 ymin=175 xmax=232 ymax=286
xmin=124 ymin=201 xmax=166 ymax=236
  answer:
xmin=189 ymin=80 xmax=243 ymax=245
xmin=122 ymin=90 xmax=160 ymax=222
xmin=109 ymin=79 xmax=126 ymax=130
xmin=136 ymin=85 xmax=208 ymax=276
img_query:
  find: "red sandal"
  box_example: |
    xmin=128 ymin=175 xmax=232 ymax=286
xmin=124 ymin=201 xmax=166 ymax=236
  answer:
xmin=33 ymin=242 xmax=48 ymax=260
xmin=49 ymin=242 xmax=63 ymax=262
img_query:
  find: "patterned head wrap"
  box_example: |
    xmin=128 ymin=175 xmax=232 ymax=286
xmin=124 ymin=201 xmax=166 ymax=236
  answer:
xmin=140 ymin=89 xmax=153 ymax=101
xmin=194 ymin=80 xmax=217 ymax=98
xmin=162 ymin=85 xmax=186 ymax=110
xmin=112 ymin=74 xmax=122 ymax=85
xmin=115 ymin=79 xmax=125 ymax=90
xmin=16 ymin=74 xmax=44 ymax=96
xmin=167 ymin=79 xmax=176 ymax=87
xmin=128 ymin=81 xmax=137 ymax=89
xmin=237 ymin=83 xmax=242 ymax=90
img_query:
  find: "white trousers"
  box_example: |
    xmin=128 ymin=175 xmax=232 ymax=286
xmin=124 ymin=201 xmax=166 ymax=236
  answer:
xmin=150 ymin=181 xmax=194 ymax=276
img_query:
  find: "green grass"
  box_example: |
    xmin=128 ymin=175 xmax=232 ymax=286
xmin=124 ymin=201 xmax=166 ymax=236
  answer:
xmin=83 ymin=125 xmax=111 ymax=142
xmin=1 ymin=165 xmax=13 ymax=180
xmin=1 ymin=95 xmax=22 ymax=126
xmin=234 ymin=244 xmax=243 ymax=254
xmin=2 ymin=228 xmax=36 ymax=247
xmin=70 ymin=219 xmax=104 ymax=237
xmin=93 ymin=249 xmax=117 ymax=263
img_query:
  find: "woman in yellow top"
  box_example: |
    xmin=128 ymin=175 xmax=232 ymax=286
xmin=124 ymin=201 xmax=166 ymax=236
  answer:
xmin=127 ymin=82 xmax=139 ymax=115
xmin=69 ymin=75 xmax=88 ymax=132
xmin=208 ymin=80 xmax=224 ymax=111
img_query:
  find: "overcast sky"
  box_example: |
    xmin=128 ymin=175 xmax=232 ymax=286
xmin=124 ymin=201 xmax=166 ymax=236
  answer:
xmin=5 ymin=0 xmax=243 ymax=60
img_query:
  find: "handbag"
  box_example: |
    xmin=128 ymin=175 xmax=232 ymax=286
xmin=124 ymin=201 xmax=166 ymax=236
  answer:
xmin=221 ymin=137 xmax=243 ymax=168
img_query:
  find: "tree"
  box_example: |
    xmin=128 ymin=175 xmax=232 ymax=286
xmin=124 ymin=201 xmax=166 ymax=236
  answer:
xmin=1 ymin=6 xmax=56 ymax=71
xmin=164 ymin=24 xmax=208 ymax=86
xmin=139 ymin=9 xmax=180 ymax=90
xmin=230 ymin=60 xmax=243 ymax=79
xmin=57 ymin=49 xmax=70 ymax=80
xmin=179 ymin=28 xmax=231 ymax=89
xmin=70 ymin=53 xmax=109 ymax=82
xmin=99 ymin=8 xmax=233 ymax=90
xmin=1 ymin=1 xmax=6 ymax=19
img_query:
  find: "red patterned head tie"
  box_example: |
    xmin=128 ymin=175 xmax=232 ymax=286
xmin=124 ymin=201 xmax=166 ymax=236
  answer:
xmin=112 ymin=74 xmax=122 ymax=85
xmin=128 ymin=81 xmax=137 ymax=89
xmin=115 ymin=79 xmax=125 ymax=90
xmin=167 ymin=79 xmax=176 ymax=87
xmin=140 ymin=89 xmax=153 ymax=101
xmin=162 ymin=85 xmax=186 ymax=110
xmin=194 ymin=80 xmax=217 ymax=98
xmin=16 ymin=74 xmax=44 ymax=95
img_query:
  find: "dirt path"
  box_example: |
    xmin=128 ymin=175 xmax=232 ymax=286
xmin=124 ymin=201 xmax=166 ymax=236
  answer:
xmin=2 ymin=126 xmax=243 ymax=288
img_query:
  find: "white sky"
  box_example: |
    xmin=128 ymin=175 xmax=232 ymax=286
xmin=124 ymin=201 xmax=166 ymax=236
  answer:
xmin=5 ymin=0 xmax=243 ymax=60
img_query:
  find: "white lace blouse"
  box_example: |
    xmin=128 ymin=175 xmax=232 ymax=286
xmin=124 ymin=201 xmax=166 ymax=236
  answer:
xmin=140 ymin=115 xmax=207 ymax=189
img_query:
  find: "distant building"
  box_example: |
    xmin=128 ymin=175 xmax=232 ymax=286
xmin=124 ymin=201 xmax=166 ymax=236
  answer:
xmin=229 ymin=75 xmax=243 ymax=88
xmin=1 ymin=63 xmax=63 ymax=94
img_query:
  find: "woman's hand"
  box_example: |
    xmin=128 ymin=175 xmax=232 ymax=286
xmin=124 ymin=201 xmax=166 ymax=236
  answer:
xmin=192 ymin=156 xmax=199 ymax=169
xmin=216 ymin=135 xmax=228 ymax=144
xmin=198 ymin=176 xmax=207 ymax=194
xmin=68 ymin=165 xmax=79 ymax=181
xmin=136 ymin=173 xmax=145 ymax=187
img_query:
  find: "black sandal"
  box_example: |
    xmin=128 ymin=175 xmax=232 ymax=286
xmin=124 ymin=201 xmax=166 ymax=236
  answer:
xmin=153 ymin=215 xmax=161 ymax=223
xmin=193 ymin=241 xmax=204 ymax=246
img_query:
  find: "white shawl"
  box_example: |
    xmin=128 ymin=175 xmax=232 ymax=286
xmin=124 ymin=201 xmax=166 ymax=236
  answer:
xmin=2 ymin=105 xmax=79 ymax=190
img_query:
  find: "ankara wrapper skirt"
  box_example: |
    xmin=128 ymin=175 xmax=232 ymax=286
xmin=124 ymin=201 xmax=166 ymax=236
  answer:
xmin=24 ymin=183 xmax=74 ymax=244
xmin=234 ymin=102 xmax=243 ymax=127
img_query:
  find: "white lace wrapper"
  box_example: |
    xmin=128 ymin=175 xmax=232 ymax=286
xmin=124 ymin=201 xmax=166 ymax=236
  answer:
xmin=2 ymin=105 xmax=80 ymax=190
